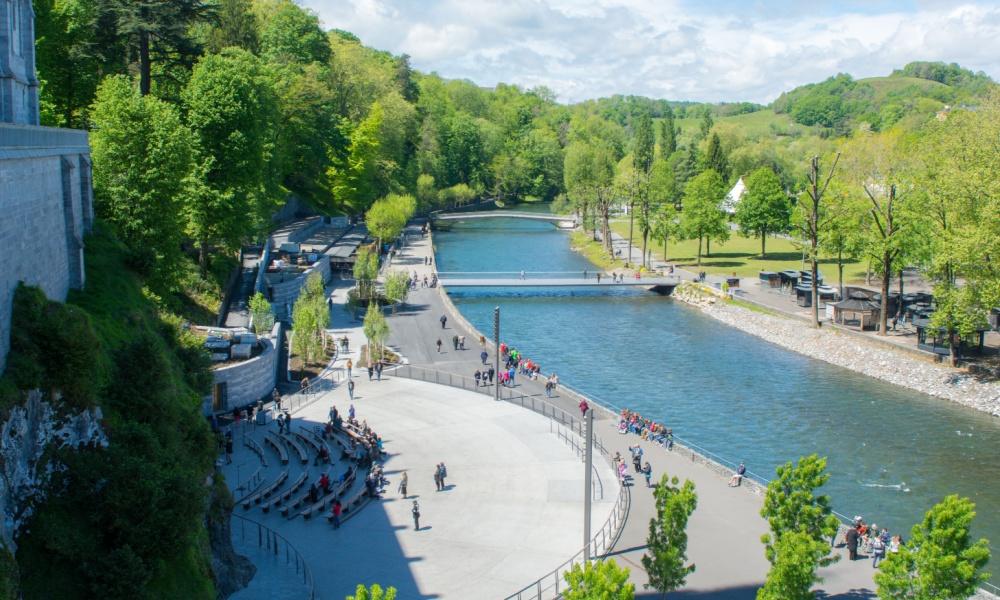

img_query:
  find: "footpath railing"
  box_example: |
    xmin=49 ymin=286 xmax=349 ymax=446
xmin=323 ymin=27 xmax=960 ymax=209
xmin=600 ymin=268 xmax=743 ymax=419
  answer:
xmin=231 ymin=513 xmax=316 ymax=600
xmin=388 ymin=363 xmax=628 ymax=600
xmin=438 ymin=271 xmax=620 ymax=280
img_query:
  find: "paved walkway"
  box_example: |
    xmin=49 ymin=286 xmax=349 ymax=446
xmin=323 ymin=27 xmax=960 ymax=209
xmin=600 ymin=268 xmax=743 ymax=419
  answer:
xmin=387 ymin=224 xmax=880 ymax=598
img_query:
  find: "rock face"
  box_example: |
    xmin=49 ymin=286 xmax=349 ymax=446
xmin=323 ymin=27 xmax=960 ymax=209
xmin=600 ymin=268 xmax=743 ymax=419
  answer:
xmin=207 ymin=479 xmax=255 ymax=600
xmin=673 ymin=284 xmax=1000 ymax=416
xmin=0 ymin=390 xmax=107 ymax=550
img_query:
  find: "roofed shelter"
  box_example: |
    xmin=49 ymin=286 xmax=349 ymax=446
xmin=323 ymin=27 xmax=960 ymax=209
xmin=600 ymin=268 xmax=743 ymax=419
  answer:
xmin=832 ymin=295 xmax=881 ymax=331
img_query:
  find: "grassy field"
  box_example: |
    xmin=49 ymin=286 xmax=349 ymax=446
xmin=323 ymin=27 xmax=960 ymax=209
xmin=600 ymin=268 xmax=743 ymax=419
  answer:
xmin=609 ymin=219 xmax=869 ymax=283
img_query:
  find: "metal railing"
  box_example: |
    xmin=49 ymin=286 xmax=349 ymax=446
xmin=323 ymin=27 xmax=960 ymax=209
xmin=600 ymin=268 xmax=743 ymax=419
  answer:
xmin=436 ymin=271 xmax=671 ymax=280
xmin=388 ymin=363 xmax=628 ymax=600
xmin=231 ymin=513 xmax=316 ymax=600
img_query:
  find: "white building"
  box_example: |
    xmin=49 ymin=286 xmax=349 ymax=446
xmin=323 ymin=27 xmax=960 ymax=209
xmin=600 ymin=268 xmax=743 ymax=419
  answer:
xmin=721 ymin=176 xmax=746 ymax=214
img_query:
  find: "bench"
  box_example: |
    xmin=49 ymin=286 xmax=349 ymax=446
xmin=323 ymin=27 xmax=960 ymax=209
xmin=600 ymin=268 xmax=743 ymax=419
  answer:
xmin=302 ymin=468 xmax=356 ymax=520
xmin=240 ymin=469 xmax=288 ymax=510
xmin=244 ymin=437 xmax=268 ymax=468
xmin=281 ymin=467 xmax=331 ymax=517
xmin=263 ymin=472 xmax=307 ymax=513
xmin=281 ymin=433 xmax=309 ymax=465
xmin=264 ymin=433 xmax=288 ymax=465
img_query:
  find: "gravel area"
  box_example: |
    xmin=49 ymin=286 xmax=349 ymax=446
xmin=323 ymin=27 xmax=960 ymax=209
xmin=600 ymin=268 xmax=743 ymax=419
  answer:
xmin=673 ymin=284 xmax=1000 ymax=417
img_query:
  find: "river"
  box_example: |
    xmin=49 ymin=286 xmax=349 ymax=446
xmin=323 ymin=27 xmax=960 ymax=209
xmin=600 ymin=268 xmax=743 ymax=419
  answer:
xmin=433 ymin=213 xmax=1000 ymax=560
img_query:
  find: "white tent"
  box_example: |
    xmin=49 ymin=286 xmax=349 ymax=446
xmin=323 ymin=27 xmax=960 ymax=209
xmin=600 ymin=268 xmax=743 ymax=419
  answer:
xmin=722 ymin=176 xmax=746 ymax=214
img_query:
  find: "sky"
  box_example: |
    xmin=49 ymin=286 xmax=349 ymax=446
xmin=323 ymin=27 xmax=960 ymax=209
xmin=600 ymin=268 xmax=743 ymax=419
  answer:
xmin=300 ymin=0 xmax=1000 ymax=104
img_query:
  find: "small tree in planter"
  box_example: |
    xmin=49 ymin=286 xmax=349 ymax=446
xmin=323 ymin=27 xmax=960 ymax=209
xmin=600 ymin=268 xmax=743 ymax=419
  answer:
xmin=353 ymin=246 xmax=379 ymax=300
xmin=363 ymin=306 xmax=389 ymax=365
xmin=248 ymin=292 xmax=274 ymax=335
xmin=291 ymin=272 xmax=329 ymax=365
xmin=384 ymin=271 xmax=410 ymax=313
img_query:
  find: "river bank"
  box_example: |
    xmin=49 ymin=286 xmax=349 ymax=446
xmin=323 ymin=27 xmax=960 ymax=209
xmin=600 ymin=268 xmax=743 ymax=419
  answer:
xmin=673 ymin=283 xmax=1000 ymax=417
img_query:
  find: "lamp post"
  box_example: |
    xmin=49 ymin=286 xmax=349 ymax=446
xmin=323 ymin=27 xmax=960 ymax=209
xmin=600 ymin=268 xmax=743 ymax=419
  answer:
xmin=493 ymin=306 xmax=500 ymax=402
xmin=583 ymin=407 xmax=594 ymax=560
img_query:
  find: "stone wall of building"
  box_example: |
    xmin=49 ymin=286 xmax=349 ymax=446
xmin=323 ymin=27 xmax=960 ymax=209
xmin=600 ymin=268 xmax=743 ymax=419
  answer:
xmin=0 ymin=124 xmax=93 ymax=368
xmin=269 ymin=258 xmax=331 ymax=321
xmin=0 ymin=0 xmax=39 ymax=125
xmin=205 ymin=323 xmax=282 ymax=415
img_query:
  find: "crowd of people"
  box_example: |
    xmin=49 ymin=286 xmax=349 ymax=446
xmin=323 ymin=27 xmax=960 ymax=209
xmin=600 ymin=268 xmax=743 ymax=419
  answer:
xmin=843 ymin=516 xmax=902 ymax=568
xmin=616 ymin=408 xmax=674 ymax=450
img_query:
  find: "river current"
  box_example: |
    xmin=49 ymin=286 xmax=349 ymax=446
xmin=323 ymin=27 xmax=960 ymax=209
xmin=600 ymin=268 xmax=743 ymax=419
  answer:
xmin=433 ymin=214 xmax=999 ymax=557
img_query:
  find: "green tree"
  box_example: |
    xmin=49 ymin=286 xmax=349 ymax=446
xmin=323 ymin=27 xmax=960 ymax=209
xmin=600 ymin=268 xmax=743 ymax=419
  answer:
xmin=353 ymin=246 xmax=379 ymax=299
xmin=757 ymin=530 xmax=831 ymax=600
xmin=34 ymin=0 xmax=101 ymax=128
xmin=699 ymin=109 xmax=714 ymax=140
xmin=248 ymin=292 xmax=274 ymax=334
xmin=90 ymin=75 xmax=194 ymax=285
xmin=565 ymin=141 xmax=617 ymax=253
xmin=735 ymin=167 xmax=791 ymax=258
xmin=875 ymin=495 xmax=990 ymax=600
xmin=363 ymin=305 xmax=389 ymax=365
xmin=628 ymin=111 xmax=656 ymax=266
xmin=642 ymin=474 xmax=698 ymax=595
xmin=330 ymin=103 xmax=383 ymax=212
xmin=563 ymin=559 xmax=635 ymax=600
xmin=383 ymin=271 xmax=410 ymax=312
xmin=680 ymin=169 xmax=729 ymax=265
xmin=203 ymin=0 xmax=259 ymax=54
xmin=366 ymin=193 xmax=416 ymax=248
xmin=291 ymin=272 xmax=329 ymax=365
xmin=702 ymin=133 xmax=730 ymax=182
xmin=652 ymin=202 xmax=682 ymax=261
xmin=659 ymin=107 xmax=677 ymax=156
xmin=416 ymin=174 xmax=438 ymax=212
xmin=347 ymin=583 xmax=397 ymax=600
xmin=183 ymin=48 xmax=279 ymax=267
xmin=258 ymin=0 xmax=331 ymax=64
xmin=760 ymin=454 xmax=840 ymax=567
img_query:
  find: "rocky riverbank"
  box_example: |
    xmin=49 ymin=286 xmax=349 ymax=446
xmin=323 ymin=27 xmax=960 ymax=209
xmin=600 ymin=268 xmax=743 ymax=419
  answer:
xmin=673 ymin=283 xmax=1000 ymax=417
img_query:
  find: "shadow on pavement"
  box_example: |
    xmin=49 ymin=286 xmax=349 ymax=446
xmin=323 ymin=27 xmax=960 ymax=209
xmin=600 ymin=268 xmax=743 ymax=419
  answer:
xmin=637 ymin=584 xmax=759 ymax=599
xmin=816 ymin=589 xmax=877 ymax=599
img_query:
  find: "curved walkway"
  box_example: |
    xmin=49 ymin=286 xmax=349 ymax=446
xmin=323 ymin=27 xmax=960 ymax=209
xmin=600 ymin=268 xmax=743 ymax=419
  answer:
xmin=388 ymin=224 xmax=880 ymax=599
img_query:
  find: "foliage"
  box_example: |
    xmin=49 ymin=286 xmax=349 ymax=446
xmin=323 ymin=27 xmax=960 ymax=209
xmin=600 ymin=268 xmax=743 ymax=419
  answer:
xmin=874 ymin=495 xmax=990 ymax=600
xmin=90 ymin=75 xmax=194 ymax=286
xmin=702 ymin=133 xmax=730 ymax=182
xmin=642 ymin=474 xmax=698 ymax=595
xmin=363 ymin=306 xmax=390 ymax=363
xmin=202 ymin=0 xmax=259 ymax=54
xmin=366 ymin=193 xmax=417 ymax=245
xmin=258 ymin=0 xmax=330 ymax=65
xmin=680 ymin=169 xmax=729 ymax=264
xmin=248 ymin=292 xmax=274 ymax=335
xmin=563 ymin=559 xmax=635 ymax=600
xmin=291 ymin=272 xmax=329 ymax=365
xmin=383 ymin=271 xmax=410 ymax=306
xmin=330 ymin=103 xmax=384 ymax=212
xmin=756 ymin=530 xmax=830 ymax=600
xmin=6 ymin=226 xmax=215 ymax=599
xmin=347 ymin=583 xmax=397 ymax=600
xmin=416 ymin=174 xmax=438 ymax=212
xmin=353 ymin=246 xmax=380 ymax=299
xmin=735 ymin=167 xmax=791 ymax=257
xmin=659 ymin=106 xmax=678 ymax=156
xmin=760 ymin=454 xmax=840 ymax=567
xmin=34 ymin=0 xmax=101 ymax=128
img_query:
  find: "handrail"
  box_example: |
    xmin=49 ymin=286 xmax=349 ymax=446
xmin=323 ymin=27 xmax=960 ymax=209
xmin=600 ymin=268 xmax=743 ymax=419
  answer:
xmin=387 ymin=364 xmax=628 ymax=600
xmin=230 ymin=513 xmax=316 ymax=600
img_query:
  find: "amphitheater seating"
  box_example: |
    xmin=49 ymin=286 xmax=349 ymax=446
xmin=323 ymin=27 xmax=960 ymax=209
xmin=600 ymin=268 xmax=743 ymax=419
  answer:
xmin=241 ymin=469 xmax=288 ymax=510
xmin=281 ymin=433 xmax=309 ymax=465
xmin=263 ymin=471 xmax=308 ymax=514
xmin=264 ymin=433 xmax=289 ymax=465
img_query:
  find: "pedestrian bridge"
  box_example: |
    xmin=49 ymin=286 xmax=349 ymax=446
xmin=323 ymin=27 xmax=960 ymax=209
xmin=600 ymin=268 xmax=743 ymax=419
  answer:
xmin=437 ymin=271 xmax=678 ymax=294
xmin=431 ymin=211 xmax=578 ymax=229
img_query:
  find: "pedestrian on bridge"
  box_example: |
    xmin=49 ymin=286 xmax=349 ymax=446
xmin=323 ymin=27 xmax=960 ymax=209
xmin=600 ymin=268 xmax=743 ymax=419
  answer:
xmin=474 ymin=370 xmax=482 ymax=387
xmin=412 ymin=500 xmax=421 ymax=530
xmin=487 ymin=366 xmax=495 ymax=384
xmin=643 ymin=462 xmax=652 ymax=487
xmin=436 ymin=338 xmax=442 ymax=353
xmin=347 ymin=379 xmax=355 ymax=401
xmin=579 ymin=399 xmax=589 ymax=417
xmin=440 ymin=315 xmax=447 ymax=329
xmin=596 ymin=272 xmax=601 ymax=284
xmin=480 ymin=350 xmax=488 ymax=364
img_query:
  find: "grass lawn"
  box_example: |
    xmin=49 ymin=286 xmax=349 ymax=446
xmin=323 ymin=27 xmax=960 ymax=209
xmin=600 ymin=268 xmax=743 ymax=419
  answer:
xmin=609 ymin=220 xmax=869 ymax=283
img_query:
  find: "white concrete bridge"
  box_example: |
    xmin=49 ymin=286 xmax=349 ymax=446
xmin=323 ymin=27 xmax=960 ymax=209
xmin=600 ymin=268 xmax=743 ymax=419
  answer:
xmin=436 ymin=271 xmax=679 ymax=294
xmin=431 ymin=211 xmax=578 ymax=229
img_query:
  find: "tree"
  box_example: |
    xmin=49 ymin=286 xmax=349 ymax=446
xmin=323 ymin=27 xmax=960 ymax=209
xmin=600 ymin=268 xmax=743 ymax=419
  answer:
xmin=757 ymin=531 xmax=831 ymax=600
xmin=34 ymin=0 xmax=101 ymax=128
xmin=798 ymin=154 xmax=840 ymax=328
xmin=699 ymin=109 xmax=714 ymax=140
xmin=248 ymin=292 xmax=274 ymax=334
xmin=258 ymin=0 xmax=330 ymax=64
xmin=680 ymin=170 xmax=729 ymax=265
xmin=735 ymin=167 xmax=791 ymax=258
xmin=565 ymin=141 xmax=617 ymax=253
xmin=363 ymin=305 xmax=389 ymax=365
xmin=416 ymin=174 xmax=438 ymax=212
xmin=203 ymin=0 xmax=259 ymax=54
xmin=383 ymin=271 xmax=410 ymax=312
xmin=628 ymin=112 xmax=655 ymax=266
xmin=652 ymin=202 xmax=682 ymax=261
xmin=760 ymin=454 xmax=840 ymax=567
xmin=702 ymin=133 xmax=729 ymax=182
xmin=90 ymin=75 xmax=194 ymax=285
xmin=291 ymin=272 xmax=329 ymax=365
xmin=642 ymin=474 xmax=698 ymax=595
xmin=353 ymin=246 xmax=379 ymax=300
xmin=183 ymin=48 xmax=279 ymax=267
xmin=366 ymin=193 xmax=416 ymax=248
xmin=563 ymin=559 xmax=635 ymax=600
xmin=875 ymin=495 xmax=990 ymax=600
xmin=659 ymin=107 xmax=677 ymax=156
xmin=347 ymin=583 xmax=397 ymax=600
xmin=330 ymin=103 xmax=383 ymax=212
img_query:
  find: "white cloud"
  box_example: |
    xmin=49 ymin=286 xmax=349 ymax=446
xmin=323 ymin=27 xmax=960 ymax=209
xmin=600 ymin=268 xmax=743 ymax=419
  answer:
xmin=300 ymin=0 xmax=1000 ymax=103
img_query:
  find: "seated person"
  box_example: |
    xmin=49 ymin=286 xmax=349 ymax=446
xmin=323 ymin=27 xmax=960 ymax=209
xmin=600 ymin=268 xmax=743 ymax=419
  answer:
xmin=728 ymin=462 xmax=746 ymax=487
xmin=319 ymin=472 xmax=331 ymax=493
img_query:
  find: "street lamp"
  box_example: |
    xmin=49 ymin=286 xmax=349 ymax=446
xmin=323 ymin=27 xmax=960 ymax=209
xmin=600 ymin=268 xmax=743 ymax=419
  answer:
xmin=493 ymin=306 xmax=500 ymax=402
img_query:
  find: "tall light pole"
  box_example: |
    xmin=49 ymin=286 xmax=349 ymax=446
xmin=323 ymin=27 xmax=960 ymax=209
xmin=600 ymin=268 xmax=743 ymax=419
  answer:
xmin=493 ymin=306 xmax=500 ymax=402
xmin=583 ymin=407 xmax=593 ymax=560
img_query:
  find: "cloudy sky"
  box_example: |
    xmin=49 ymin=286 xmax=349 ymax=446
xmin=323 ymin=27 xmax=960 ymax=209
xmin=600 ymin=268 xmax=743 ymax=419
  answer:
xmin=300 ymin=0 xmax=1000 ymax=104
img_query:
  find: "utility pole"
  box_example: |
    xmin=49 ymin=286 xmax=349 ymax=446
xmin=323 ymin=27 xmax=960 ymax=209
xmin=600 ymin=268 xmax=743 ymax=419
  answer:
xmin=583 ymin=407 xmax=594 ymax=560
xmin=493 ymin=306 xmax=500 ymax=402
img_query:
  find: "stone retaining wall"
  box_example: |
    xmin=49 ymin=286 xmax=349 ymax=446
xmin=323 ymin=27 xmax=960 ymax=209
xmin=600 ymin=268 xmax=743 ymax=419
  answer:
xmin=205 ymin=322 xmax=282 ymax=415
xmin=269 ymin=258 xmax=331 ymax=321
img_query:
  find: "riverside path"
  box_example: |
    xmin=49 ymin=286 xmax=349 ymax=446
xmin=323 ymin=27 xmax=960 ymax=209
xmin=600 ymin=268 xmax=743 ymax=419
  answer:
xmin=383 ymin=222 xmax=881 ymax=599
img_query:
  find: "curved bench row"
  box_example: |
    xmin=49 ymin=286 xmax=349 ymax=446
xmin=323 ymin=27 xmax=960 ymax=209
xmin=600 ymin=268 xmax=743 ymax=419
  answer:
xmin=241 ymin=469 xmax=289 ymax=510
xmin=264 ymin=433 xmax=289 ymax=465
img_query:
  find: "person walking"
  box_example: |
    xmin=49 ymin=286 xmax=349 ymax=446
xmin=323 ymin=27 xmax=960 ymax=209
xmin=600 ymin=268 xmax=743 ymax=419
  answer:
xmin=438 ymin=462 xmax=448 ymax=489
xmin=474 ymin=370 xmax=482 ymax=387
xmin=272 ymin=387 xmax=282 ymax=411
xmin=348 ymin=404 xmax=355 ymax=420
xmin=398 ymin=472 xmax=409 ymax=499
xmin=596 ymin=272 xmax=601 ymax=284
xmin=643 ymin=462 xmax=652 ymax=487
xmin=433 ymin=466 xmax=442 ymax=491
xmin=459 ymin=335 xmax=466 ymax=350
xmin=347 ymin=379 xmax=355 ymax=401
xmin=436 ymin=338 xmax=443 ymax=353
xmin=871 ymin=533 xmax=886 ymax=568
xmin=452 ymin=335 xmax=459 ymax=350
xmin=487 ymin=366 xmax=495 ymax=384
xmin=346 ymin=358 xmax=353 ymax=377
xmin=440 ymin=315 xmax=447 ymax=329
xmin=545 ymin=378 xmax=553 ymax=398
xmin=480 ymin=350 xmax=488 ymax=365
xmin=330 ymin=499 xmax=342 ymax=529
xmin=846 ymin=526 xmax=860 ymax=561
xmin=579 ymin=399 xmax=589 ymax=417
xmin=367 ymin=364 xmax=374 ymax=381
xmin=411 ymin=500 xmax=421 ymax=531
xmin=224 ymin=433 xmax=233 ymax=464
xmin=375 ymin=360 xmax=383 ymax=381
